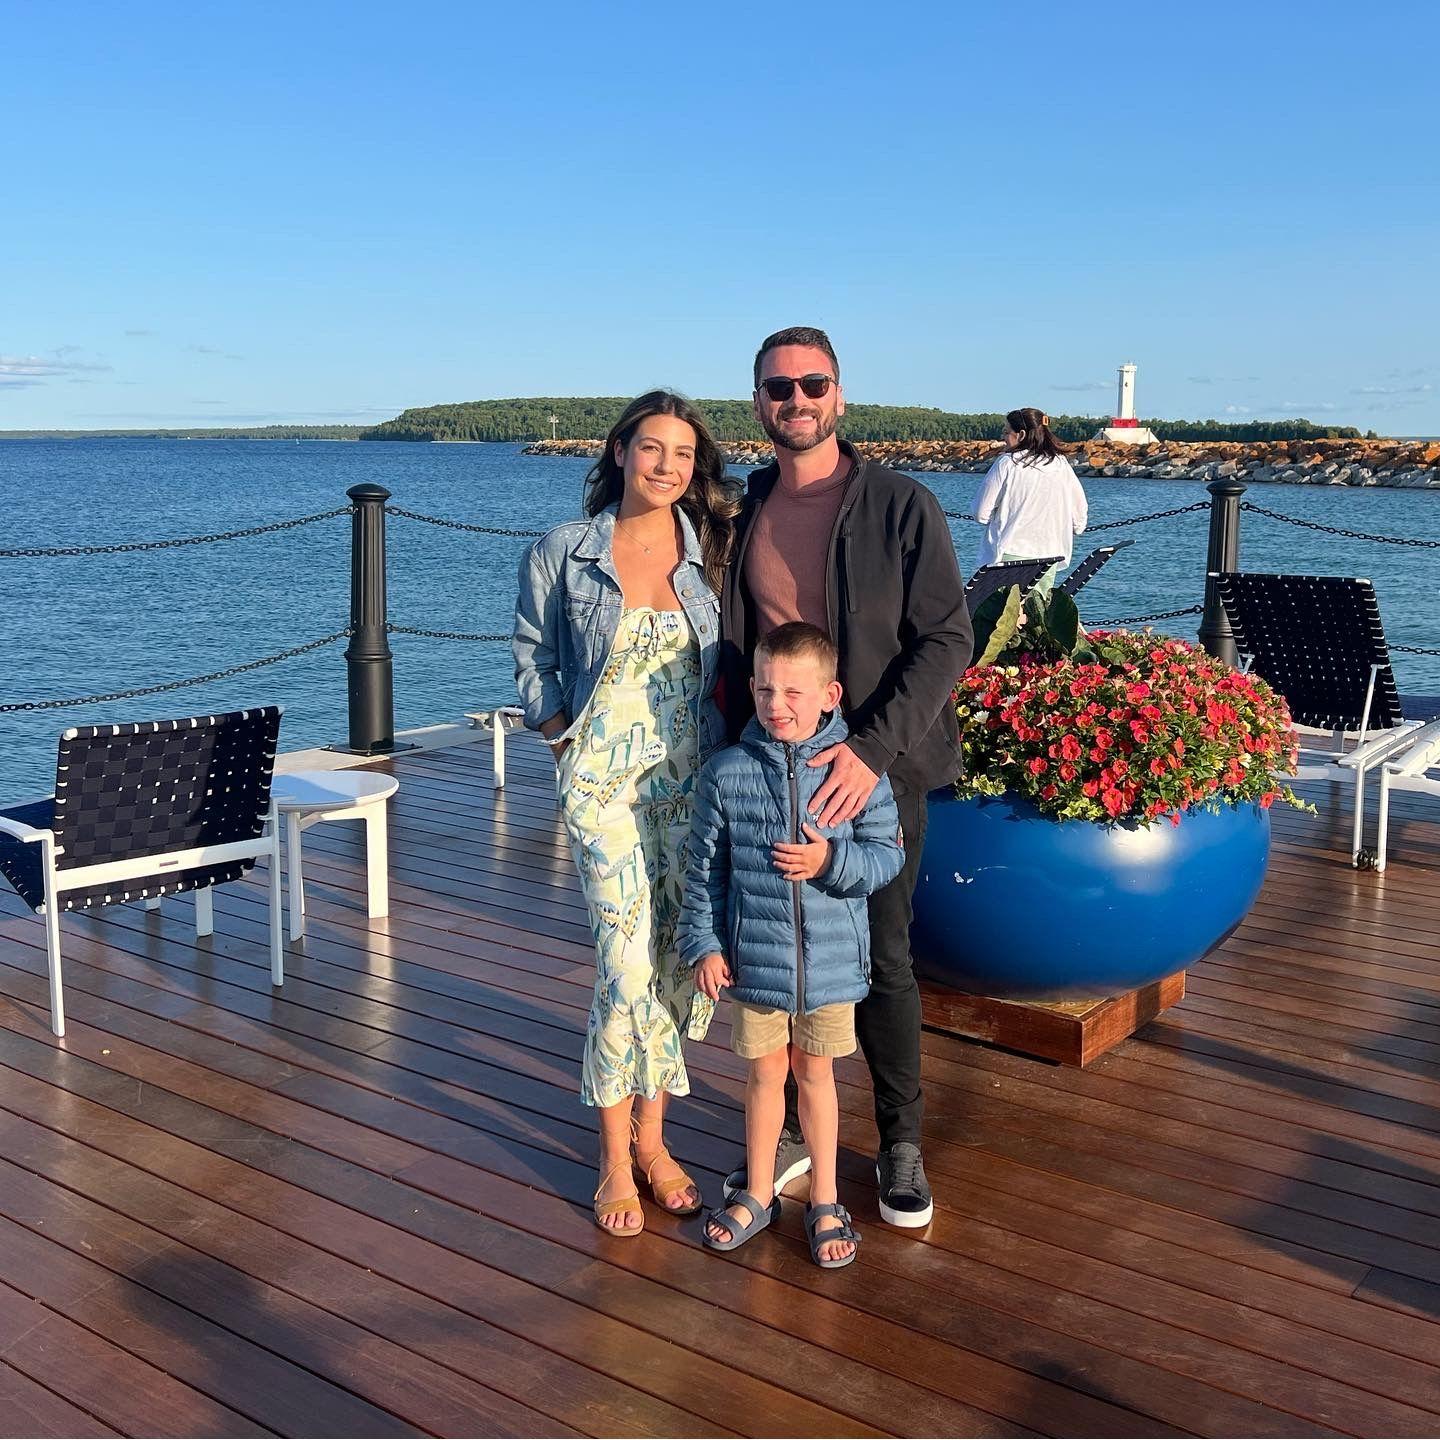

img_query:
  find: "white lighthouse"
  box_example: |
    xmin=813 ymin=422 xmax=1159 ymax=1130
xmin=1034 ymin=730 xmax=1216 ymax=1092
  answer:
xmin=1097 ymin=362 xmax=1159 ymax=444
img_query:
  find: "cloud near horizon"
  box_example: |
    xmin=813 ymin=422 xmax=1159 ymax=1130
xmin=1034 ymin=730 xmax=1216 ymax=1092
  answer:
xmin=1049 ymin=380 xmax=1110 ymax=392
xmin=0 ymin=352 xmax=114 ymax=388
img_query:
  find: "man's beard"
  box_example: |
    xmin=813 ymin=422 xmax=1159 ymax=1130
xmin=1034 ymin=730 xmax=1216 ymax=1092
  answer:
xmin=760 ymin=406 xmax=838 ymax=453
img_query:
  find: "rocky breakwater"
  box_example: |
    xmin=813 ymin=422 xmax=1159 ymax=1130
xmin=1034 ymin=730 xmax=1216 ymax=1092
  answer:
xmin=524 ymin=437 xmax=1440 ymax=488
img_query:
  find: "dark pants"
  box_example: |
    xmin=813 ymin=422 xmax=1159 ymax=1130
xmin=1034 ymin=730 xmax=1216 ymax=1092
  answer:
xmin=784 ymin=782 xmax=928 ymax=1150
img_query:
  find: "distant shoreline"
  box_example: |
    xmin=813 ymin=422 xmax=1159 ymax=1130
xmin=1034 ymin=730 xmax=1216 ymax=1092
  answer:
xmin=526 ymin=437 xmax=1440 ymax=490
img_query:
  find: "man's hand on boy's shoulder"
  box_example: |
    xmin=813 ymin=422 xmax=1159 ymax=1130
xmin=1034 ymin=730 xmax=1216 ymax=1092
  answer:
xmin=806 ymin=741 xmax=879 ymax=827
xmin=773 ymin=823 xmax=832 ymax=882
xmin=695 ymin=953 xmax=733 ymax=1000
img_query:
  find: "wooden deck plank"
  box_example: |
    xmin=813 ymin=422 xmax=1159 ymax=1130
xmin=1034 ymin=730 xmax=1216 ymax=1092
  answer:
xmin=0 ymin=732 xmax=1437 ymax=1436
xmin=0 ymin=1276 xmax=267 ymax=1438
xmin=0 ymin=1358 xmax=120 ymax=1439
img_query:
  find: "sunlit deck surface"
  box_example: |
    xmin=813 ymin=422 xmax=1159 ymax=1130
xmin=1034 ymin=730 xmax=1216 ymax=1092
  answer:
xmin=2 ymin=730 xmax=1439 ymax=1439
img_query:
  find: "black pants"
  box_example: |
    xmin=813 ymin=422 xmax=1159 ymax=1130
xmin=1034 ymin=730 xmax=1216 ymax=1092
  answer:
xmin=784 ymin=782 xmax=928 ymax=1150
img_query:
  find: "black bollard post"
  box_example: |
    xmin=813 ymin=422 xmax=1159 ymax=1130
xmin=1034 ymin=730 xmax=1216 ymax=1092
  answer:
xmin=344 ymin=482 xmax=396 ymax=753
xmin=1198 ymin=476 xmax=1246 ymax=667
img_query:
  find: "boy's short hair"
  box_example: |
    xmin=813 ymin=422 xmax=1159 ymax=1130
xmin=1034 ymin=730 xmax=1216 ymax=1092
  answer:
xmin=754 ymin=622 xmax=838 ymax=683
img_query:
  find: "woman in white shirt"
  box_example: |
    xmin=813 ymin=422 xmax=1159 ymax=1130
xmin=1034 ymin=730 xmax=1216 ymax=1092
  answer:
xmin=973 ymin=408 xmax=1088 ymax=595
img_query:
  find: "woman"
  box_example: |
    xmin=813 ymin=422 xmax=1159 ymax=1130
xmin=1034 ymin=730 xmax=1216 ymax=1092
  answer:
xmin=973 ymin=407 xmax=1088 ymax=596
xmin=513 ymin=390 xmax=737 ymax=1235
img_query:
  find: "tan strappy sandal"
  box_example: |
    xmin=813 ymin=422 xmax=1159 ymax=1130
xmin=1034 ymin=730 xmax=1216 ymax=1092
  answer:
xmin=593 ymin=1161 xmax=645 ymax=1236
xmin=630 ymin=1117 xmax=703 ymax=1217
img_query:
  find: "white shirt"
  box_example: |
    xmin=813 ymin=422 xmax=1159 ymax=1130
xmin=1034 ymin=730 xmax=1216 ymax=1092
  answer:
xmin=973 ymin=451 xmax=1088 ymax=570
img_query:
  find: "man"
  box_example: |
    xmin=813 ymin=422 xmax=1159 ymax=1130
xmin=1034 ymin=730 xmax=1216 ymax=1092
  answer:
xmin=720 ymin=325 xmax=973 ymax=1228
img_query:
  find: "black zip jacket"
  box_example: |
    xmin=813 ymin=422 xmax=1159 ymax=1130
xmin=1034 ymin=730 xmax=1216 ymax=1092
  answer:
xmin=720 ymin=441 xmax=974 ymax=793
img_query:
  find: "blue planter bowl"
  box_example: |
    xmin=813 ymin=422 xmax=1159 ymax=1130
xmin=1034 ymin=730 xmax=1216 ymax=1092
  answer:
xmin=913 ymin=790 xmax=1270 ymax=1000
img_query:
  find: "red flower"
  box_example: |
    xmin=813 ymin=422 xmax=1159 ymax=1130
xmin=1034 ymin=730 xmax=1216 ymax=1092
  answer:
xmin=1101 ymin=787 xmax=1127 ymax=817
xmin=1027 ymin=757 xmax=1048 ymax=776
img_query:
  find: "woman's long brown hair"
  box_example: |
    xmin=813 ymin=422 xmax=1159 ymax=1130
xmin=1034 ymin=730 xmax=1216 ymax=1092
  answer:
xmin=584 ymin=390 xmax=738 ymax=593
xmin=1006 ymin=406 xmax=1070 ymax=465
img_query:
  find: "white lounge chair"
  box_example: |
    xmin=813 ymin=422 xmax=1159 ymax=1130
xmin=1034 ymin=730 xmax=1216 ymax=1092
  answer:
xmin=1213 ymin=572 xmax=1425 ymax=866
xmin=1376 ymin=718 xmax=1440 ymax=872
xmin=0 ymin=706 xmax=284 ymax=1036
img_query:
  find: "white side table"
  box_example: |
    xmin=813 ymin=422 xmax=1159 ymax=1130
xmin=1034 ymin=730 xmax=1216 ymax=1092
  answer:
xmin=271 ymin=770 xmax=399 ymax=940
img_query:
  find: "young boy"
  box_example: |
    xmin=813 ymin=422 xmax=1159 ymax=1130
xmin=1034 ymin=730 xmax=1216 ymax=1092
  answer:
xmin=679 ymin=622 xmax=903 ymax=1268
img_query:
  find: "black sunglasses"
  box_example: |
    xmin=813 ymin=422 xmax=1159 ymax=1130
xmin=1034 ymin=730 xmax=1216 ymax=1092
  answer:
xmin=758 ymin=373 xmax=835 ymax=402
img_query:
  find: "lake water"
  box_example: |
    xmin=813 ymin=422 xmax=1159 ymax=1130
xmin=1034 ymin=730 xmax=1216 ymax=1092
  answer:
xmin=2 ymin=437 xmax=1437 ymax=803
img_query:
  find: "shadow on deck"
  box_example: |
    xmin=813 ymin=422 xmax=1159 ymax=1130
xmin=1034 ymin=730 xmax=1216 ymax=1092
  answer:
xmin=1 ymin=731 xmax=1438 ymax=1437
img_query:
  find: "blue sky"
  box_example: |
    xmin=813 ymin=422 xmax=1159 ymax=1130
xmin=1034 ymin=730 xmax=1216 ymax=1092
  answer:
xmin=4 ymin=0 xmax=1437 ymax=432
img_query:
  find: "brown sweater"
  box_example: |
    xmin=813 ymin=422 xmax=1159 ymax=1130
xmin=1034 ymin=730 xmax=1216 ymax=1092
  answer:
xmin=741 ymin=468 xmax=849 ymax=639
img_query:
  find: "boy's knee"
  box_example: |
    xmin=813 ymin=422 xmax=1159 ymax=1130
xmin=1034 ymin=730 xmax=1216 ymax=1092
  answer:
xmin=790 ymin=1048 xmax=835 ymax=1087
xmin=749 ymin=1047 xmax=789 ymax=1087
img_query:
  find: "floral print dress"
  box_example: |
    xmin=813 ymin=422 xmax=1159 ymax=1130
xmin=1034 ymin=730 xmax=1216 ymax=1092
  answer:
xmin=558 ymin=607 xmax=715 ymax=1107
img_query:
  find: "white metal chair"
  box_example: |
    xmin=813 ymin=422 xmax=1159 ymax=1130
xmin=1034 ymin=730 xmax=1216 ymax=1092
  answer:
xmin=1376 ymin=719 xmax=1440 ymax=872
xmin=466 ymin=705 xmax=526 ymax=789
xmin=0 ymin=706 xmax=285 ymax=1036
xmin=1214 ymin=573 xmax=1424 ymax=865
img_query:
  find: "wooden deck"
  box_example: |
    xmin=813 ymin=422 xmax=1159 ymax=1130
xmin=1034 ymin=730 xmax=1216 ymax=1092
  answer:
xmin=1 ymin=731 xmax=1439 ymax=1438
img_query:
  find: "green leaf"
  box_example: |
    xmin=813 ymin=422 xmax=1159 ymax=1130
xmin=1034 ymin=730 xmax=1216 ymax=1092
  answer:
xmin=975 ymin=586 xmax=1023 ymax=666
xmin=1046 ymin=589 xmax=1081 ymax=654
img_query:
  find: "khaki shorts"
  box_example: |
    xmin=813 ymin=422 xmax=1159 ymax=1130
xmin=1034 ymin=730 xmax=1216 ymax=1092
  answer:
xmin=731 ymin=1001 xmax=857 ymax=1060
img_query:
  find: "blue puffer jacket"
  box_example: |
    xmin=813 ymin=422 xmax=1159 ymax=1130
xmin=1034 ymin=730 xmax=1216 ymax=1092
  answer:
xmin=678 ymin=710 xmax=904 ymax=1014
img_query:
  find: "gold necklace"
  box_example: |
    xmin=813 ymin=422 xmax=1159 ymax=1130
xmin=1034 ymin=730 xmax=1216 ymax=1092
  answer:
xmin=615 ymin=515 xmax=670 ymax=556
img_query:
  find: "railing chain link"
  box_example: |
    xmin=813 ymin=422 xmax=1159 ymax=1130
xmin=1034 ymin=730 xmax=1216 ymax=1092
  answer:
xmin=1241 ymin=501 xmax=1440 ymax=547
xmin=1087 ymin=501 xmax=1210 ymax=531
xmin=948 ymin=501 xmax=1209 ymax=531
xmin=1091 ymin=603 xmax=1205 ymax=626
xmin=387 ymin=623 xmax=511 ymax=642
xmin=1391 ymin=643 xmax=1440 ymax=656
xmin=0 ymin=506 xmax=354 ymax=559
xmin=0 ymin=630 xmax=352 ymax=712
xmin=385 ymin=504 xmax=544 ymax=538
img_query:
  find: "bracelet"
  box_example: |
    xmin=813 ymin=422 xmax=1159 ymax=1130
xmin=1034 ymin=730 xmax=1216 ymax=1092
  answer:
xmin=541 ymin=733 xmax=569 ymax=748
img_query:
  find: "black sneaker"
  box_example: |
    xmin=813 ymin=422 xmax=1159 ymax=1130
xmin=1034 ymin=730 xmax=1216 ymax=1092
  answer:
xmin=723 ymin=1132 xmax=812 ymax=1202
xmin=876 ymin=1142 xmax=933 ymax=1228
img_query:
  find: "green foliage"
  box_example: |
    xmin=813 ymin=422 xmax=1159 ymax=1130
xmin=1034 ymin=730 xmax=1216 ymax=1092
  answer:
xmin=970 ymin=585 xmax=1097 ymax=669
xmin=356 ymin=398 xmax=1361 ymax=445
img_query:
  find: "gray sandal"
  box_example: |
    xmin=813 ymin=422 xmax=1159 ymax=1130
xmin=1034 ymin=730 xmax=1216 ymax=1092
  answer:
xmin=702 ymin=1190 xmax=781 ymax=1251
xmin=805 ymin=1202 xmax=860 ymax=1269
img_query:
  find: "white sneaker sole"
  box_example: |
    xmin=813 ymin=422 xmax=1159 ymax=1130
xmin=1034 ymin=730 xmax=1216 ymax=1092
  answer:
xmin=723 ymin=1153 xmax=812 ymax=1201
xmin=876 ymin=1164 xmax=934 ymax=1228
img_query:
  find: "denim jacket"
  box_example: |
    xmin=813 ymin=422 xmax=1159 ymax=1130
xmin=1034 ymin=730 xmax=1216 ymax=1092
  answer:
xmin=512 ymin=504 xmax=725 ymax=757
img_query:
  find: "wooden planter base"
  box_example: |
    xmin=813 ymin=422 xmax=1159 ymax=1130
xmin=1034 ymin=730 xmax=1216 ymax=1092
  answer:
xmin=919 ymin=971 xmax=1185 ymax=1066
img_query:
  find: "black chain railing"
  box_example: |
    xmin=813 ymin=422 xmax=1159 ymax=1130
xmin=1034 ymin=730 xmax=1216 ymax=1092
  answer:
xmin=1088 ymin=501 xmax=1210 ymax=531
xmin=1091 ymin=603 xmax=1205 ymax=627
xmin=0 ymin=630 xmax=352 ymax=713
xmin=384 ymin=504 xmax=544 ymax=538
xmin=8 ymin=484 xmax=1434 ymax=727
xmin=1240 ymin=501 xmax=1440 ymax=547
xmin=387 ymin=622 xmax=512 ymax=642
xmin=0 ymin=505 xmax=354 ymax=559
xmin=945 ymin=500 xmax=1210 ymax=531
